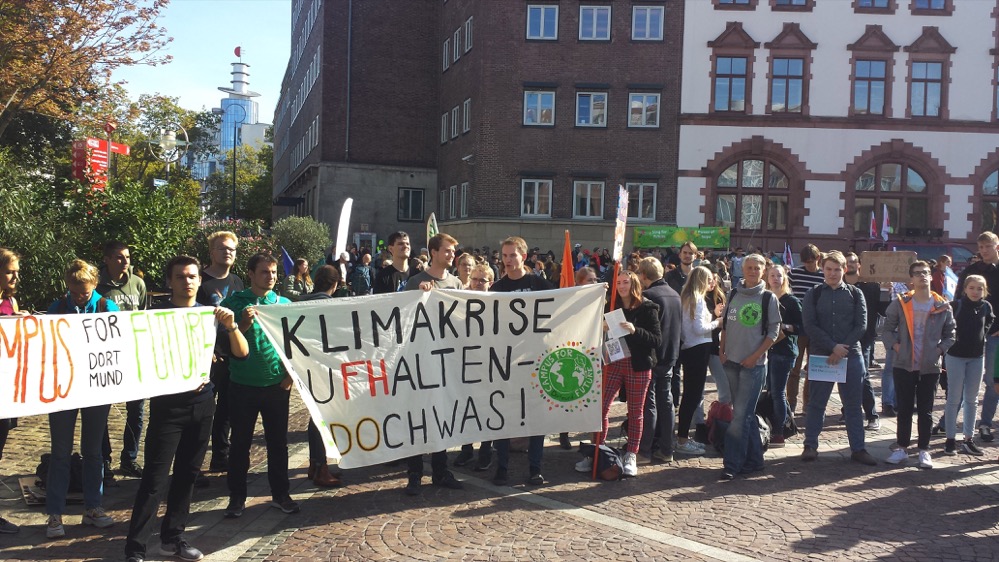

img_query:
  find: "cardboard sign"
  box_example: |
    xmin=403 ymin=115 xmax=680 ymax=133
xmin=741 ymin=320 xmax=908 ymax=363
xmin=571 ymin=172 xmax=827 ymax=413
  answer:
xmin=859 ymin=251 xmax=918 ymax=283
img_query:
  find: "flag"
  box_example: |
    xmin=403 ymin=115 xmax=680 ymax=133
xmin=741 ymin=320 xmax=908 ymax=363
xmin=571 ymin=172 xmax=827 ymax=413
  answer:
xmin=426 ymin=212 xmax=439 ymax=246
xmin=333 ymin=198 xmax=353 ymax=261
xmin=560 ymin=230 xmax=575 ymax=289
xmin=783 ymin=243 xmax=794 ymax=269
xmin=881 ymin=203 xmax=890 ymax=243
xmin=280 ymin=246 xmax=294 ymax=276
xmin=869 ymin=210 xmax=877 ymax=239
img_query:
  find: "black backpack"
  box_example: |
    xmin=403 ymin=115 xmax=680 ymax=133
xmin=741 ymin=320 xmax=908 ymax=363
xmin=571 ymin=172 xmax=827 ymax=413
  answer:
xmin=577 ymin=443 xmax=624 ymax=481
xmin=35 ymin=453 xmax=84 ymax=492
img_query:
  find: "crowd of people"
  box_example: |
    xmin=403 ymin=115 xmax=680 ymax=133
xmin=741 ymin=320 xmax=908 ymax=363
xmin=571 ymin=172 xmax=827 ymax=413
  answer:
xmin=2 ymin=229 xmax=999 ymax=562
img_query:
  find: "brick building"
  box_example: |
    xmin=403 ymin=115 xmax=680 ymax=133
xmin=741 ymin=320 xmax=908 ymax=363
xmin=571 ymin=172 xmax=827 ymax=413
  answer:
xmin=272 ymin=1 xmax=683 ymax=253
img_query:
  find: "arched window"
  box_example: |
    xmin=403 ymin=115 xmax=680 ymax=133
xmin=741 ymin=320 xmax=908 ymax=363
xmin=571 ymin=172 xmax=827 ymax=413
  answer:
xmin=982 ymin=170 xmax=999 ymax=233
xmin=852 ymin=162 xmax=928 ymax=235
xmin=715 ymin=158 xmax=789 ymax=234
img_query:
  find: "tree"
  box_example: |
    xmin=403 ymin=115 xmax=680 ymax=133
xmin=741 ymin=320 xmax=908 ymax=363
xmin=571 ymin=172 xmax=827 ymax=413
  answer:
xmin=0 ymin=0 xmax=172 ymax=140
xmin=271 ymin=216 xmax=330 ymax=274
xmin=202 ymin=144 xmax=271 ymax=222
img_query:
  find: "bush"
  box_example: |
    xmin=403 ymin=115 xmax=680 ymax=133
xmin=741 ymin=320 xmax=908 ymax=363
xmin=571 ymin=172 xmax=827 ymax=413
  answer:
xmin=270 ymin=216 xmax=331 ymax=275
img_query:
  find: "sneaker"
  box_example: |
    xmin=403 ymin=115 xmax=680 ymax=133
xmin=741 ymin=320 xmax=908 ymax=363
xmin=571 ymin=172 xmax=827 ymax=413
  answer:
xmin=944 ymin=438 xmax=957 ymax=456
xmin=82 ymin=507 xmax=114 ymax=528
xmin=851 ymin=449 xmax=878 ymax=466
xmin=883 ymin=405 xmax=898 ymax=418
xmin=770 ymin=435 xmax=785 ymax=448
xmin=962 ymin=439 xmax=985 ymax=456
xmin=651 ymin=450 xmax=674 ymax=463
xmin=675 ymin=440 xmax=705 ymax=456
xmin=886 ymin=447 xmax=908 ymax=465
xmin=980 ymin=425 xmax=994 ymax=442
xmin=559 ymin=433 xmax=572 ymax=450
xmin=866 ymin=418 xmax=881 ymax=431
xmin=208 ymin=455 xmax=229 ymax=473
xmin=126 ymin=556 xmax=144 ymax=562
xmin=492 ymin=468 xmax=509 ymax=486
xmin=159 ymin=540 xmax=204 ymax=561
xmin=718 ymin=470 xmax=735 ymax=481
xmin=223 ymin=498 xmax=244 ymax=519
xmin=0 ymin=516 xmax=18 ymax=534
xmin=622 ymin=452 xmax=638 ymax=477
xmin=45 ymin=515 xmax=64 ymax=539
xmin=432 ymin=472 xmax=464 ymax=490
xmin=404 ymin=475 xmax=421 ymax=496
xmin=472 ymin=453 xmax=494 ymax=472
xmin=119 ymin=459 xmax=143 ymax=478
xmin=452 ymin=448 xmax=474 ymax=467
xmin=270 ymin=495 xmax=300 ymax=514
xmin=932 ymin=419 xmax=945 ymax=435
xmin=917 ymin=449 xmax=933 ymax=469
xmin=574 ymin=456 xmax=593 ymax=473
xmin=801 ymin=446 xmax=818 ymax=461
xmin=527 ymin=471 xmax=545 ymax=485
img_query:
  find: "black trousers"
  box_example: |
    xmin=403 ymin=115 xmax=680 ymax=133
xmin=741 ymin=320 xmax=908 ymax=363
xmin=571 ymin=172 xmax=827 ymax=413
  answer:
xmin=640 ymin=366 xmax=674 ymax=456
xmin=407 ymin=451 xmax=448 ymax=480
xmin=677 ymin=343 xmax=711 ymax=440
xmin=103 ymin=399 xmax=145 ymax=464
xmin=893 ymin=369 xmax=939 ymax=450
xmin=124 ymin=398 xmax=213 ymax=557
xmin=210 ymin=361 xmax=232 ymax=461
xmin=227 ymin=382 xmax=290 ymax=501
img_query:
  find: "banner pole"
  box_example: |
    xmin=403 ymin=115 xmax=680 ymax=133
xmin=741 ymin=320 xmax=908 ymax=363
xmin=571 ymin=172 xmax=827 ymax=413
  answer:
xmin=592 ymin=260 xmax=621 ymax=480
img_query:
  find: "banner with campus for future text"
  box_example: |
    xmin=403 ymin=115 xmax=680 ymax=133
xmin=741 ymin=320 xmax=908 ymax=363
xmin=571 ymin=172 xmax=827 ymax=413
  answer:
xmin=1 ymin=309 xmax=217 ymax=417
xmin=255 ymin=284 xmax=606 ymax=469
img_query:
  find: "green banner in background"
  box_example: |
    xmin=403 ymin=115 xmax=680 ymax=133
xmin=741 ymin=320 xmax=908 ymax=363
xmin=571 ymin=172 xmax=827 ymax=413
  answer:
xmin=633 ymin=226 xmax=731 ymax=249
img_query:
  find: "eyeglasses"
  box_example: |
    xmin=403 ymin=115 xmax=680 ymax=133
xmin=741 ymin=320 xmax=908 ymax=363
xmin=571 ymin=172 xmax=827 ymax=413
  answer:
xmin=470 ymin=277 xmax=490 ymax=285
xmin=215 ymin=246 xmax=237 ymax=254
xmin=911 ymin=270 xmax=932 ymax=277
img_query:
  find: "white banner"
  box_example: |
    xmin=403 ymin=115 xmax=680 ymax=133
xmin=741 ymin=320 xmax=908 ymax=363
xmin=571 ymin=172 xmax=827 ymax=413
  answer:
xmin=255 ymin=284 xmax=606 ymax=469
xmin=1 ymin=310 xmax=217 ymax=417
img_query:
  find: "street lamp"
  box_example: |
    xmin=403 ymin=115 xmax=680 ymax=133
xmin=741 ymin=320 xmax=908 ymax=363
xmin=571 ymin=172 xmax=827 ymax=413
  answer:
xmin=148 ymin=124 xmax=188 ymax=182
xmin=214 ymin=104 xmax=246 ymax=218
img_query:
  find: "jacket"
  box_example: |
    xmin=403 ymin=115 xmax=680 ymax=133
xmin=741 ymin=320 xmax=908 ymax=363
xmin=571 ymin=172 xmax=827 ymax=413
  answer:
xmin=802 ymin=282 xmax=867 ymax=356
xmin=882 ymin=290 xmax=955 ymax=374
xmin=614 ymin=299 xmax=662 ymax=371
xmin=770 ymin=293 xmax=802 ymax=358
xmin=97 ymin=267 xmax=147 ymax=311
xmin=642 ymin=279 xmax=681 ymax=372
xmin=946 ymin=297 xmax=994 ymax=358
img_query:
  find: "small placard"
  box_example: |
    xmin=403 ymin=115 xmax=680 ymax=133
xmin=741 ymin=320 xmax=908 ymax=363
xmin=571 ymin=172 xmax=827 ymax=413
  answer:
xmin=808 ymin=355 xmax=848 ymax=383
xmin=859 ymin=251 xmax=918 ymax=283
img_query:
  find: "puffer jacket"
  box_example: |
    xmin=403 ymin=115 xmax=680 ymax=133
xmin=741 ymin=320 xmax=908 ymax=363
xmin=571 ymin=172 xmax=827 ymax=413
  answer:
xmin=882 ymin=290 xmax=955 ymax=374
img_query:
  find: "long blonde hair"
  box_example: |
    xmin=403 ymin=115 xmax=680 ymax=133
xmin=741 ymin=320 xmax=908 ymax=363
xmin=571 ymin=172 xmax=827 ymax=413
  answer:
xmin=0 ymin=248 xmax=19 ymax=300
xmin=680 ymin=266 xmax=714 ymax=320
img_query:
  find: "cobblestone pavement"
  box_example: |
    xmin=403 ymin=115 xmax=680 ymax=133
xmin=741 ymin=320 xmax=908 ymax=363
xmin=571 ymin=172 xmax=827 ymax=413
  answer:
xmin=2 ymin=345 xmax=999 ymax=561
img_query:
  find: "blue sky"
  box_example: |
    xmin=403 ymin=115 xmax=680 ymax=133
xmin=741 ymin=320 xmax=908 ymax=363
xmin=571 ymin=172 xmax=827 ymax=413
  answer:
xmin=113 ymin=0 xmax=291 ymax=121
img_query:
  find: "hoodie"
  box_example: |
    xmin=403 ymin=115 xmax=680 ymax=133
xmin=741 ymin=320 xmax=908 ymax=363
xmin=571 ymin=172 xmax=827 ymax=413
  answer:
xmin=97 ymin=267 xmax=147 ymax=311
xmin=721 ymin=280 xmax=781 ymax=366
xmin=882 ymin=290 xmax=955 ymax=374
xmin=220 ymin=288 xmax=290 ymax=387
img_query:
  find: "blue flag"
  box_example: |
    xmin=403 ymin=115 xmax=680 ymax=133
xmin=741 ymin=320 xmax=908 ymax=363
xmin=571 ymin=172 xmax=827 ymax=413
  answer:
xmin=281 ymin=246 xmax=295 ymax=276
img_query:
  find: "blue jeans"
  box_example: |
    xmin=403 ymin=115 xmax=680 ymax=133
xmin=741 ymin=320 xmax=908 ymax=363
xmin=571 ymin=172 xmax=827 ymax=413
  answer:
xmin=945 ymin=355 xmax=984 ymax=439
xmin=722 ymin=361 xmax=766 ymax=474
xmin=882 ymin=346 xmax=896 ymax=410
xmin=804 ymin=352 xmax=866 ymax=452
xmin=709 ymin=354 xmax=731 ymax=404
xmin=495 ymin=436 xmax=544 ymax=474
xmin=767 ymin=353 xmax=795 ymax=432
xmin=978 ymin=335 xmax=999 ymax=428
xmin=47 ymin=405 xmax=110 ymax=514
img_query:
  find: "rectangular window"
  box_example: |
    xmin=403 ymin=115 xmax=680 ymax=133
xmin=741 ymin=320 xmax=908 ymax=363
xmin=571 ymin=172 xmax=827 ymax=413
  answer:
xmin=915 ymin=0 xmax=945 ymax=8
xmin=521 ymin=179 xmax=552 ymax=216
xmin=451 ymin=106 xmax=459 ymax=138
xmin=398 ymin=188 xmax=425 ymax=221
xmin=440 ymin=113 xmax=448 ymax=144
xmin=463 ymin=98 xmax=471 ymax=133
xmin=911 ymin=61 xmax=942 ymax=117
xmin=573 ymin=181 xmax=605 ymax=218
xmin=460 ymin=182 xmax=468 ymax=217
xmin=629 ymin=93 xmax=660 ymax=127
xmin=714 ymin=56 xmax=748 ymax=112
xmin=441 ymin=190 xmax=447 ymax=221
xmin=453 ymin=29 xmax=461 ymax=62
xmin=443 ymin=39 xmax=450 ymax=71
xmin=576 ymin=92 xmax=607 ymax=127
xmin=632 ymin=6 xmax=664 ymax=40
xmin=775 ymin=0 xmax=807 ymax=4
xmin=465 ymin=17 xmax=473 ymax=52
xmin=771 ymin=57 xmax=804 ymax=113
xmin=626 ymin=182 xmax=656 ymax=220
xmin=858 ymin=0 xmax=889 ymax=6
xmin=524 ymin=91 xmax=555 ymax=126
xmin=526 ymin=5 xmax=558 ymax=40
xmin=853 ymin=60 xmax=886 ymax=115
xmin=449 ymin=185 xmax=457 ymax=219
xmin=579 ymin=6 xmax=611 ymax=40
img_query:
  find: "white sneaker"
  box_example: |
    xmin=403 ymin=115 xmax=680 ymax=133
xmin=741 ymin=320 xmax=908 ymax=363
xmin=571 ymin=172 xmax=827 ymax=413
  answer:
xmin=886 ymin=447 xmax=908 ymax=465
xmin=676 ymin=440 xmax=705 ymax=456
xmin=916 ymin=449 xmax=933 ymax=469
xmin=622 ymin=452 xmax=638 ymax=477
xmin=574 ymin=456 xmax=593 ymax=473
xmin=46 ymin=514 xmax=64 ymax=539
xmin=82 ymin=507 xmax=114 ymax=528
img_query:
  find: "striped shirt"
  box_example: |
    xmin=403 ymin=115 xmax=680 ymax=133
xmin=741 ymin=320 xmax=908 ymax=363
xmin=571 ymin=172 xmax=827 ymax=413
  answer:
xmin=790 ymin=265 xmax=825 ymax=299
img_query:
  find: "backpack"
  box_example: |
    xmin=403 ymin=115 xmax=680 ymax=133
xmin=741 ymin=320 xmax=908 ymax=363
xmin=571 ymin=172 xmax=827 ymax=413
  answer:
xmin=349 ymin=266 xmax=372 ymax=295
xmin=54 ymin=297 xmax=109 ymax=314
xmin=722 ymin=289 xmax=774 ymax=336
xmin=577 ymin=443 xmax=624 ymax=481
xmin=755 ymin=390 xmax=798 ymax=439
xmin=706 ymin=400 xmax=734 ymax=452
xmin=35 ymin=452 xmax=84 ymax=492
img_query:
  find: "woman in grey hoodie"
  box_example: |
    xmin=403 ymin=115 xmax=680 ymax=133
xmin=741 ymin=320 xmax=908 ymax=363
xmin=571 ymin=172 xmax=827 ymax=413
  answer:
xmin=718 ymin=253 xmax=781 ymax=481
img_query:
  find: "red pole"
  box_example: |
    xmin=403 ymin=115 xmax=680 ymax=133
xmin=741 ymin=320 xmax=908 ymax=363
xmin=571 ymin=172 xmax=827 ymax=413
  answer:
xmin=592 ymin=260 xmax=621 ymax=480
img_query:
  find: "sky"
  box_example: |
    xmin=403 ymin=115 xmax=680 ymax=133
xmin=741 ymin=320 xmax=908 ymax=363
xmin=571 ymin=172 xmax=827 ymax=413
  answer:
xmin=112 ymin=0 xmax=291 ymax=122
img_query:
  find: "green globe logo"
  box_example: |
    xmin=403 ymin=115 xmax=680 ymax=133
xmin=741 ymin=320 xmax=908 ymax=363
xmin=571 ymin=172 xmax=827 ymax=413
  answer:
xmin=738 ymin=302 xmax=762 ymax=327
xmin=537 ymin=347 xmax=596 ymax=403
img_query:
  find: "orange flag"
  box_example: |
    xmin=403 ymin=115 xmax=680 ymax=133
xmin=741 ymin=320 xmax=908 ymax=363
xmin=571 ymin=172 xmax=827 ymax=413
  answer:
xmin=561 ymin=230 xmax=575 ymax=288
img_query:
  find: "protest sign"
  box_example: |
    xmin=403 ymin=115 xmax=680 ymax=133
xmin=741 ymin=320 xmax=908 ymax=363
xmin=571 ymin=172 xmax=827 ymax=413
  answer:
xmin=255 ymin=284 xmax=606 ymax=469
xmin=1 ymin=310 xmax=217 ymax=417
xmin=859 ymin=251 xmax=917 ymax=283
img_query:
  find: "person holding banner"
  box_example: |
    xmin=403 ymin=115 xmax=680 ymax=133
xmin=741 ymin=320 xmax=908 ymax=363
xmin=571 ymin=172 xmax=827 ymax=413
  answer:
xmin=196 ymin=231 xmax=244 ymax=474
xmin=0 ymin=248 xmax=23 ymax=534
xmin=44 ymin=259 xmax=120 ymax=539
xmin=124 ymin=255 xmax=249 ymax=562
xmin=882 ymin=261 xmax=955 ymax=469
xmin=492 ymin=236 xmax=555 ymax=486
xmin=402 ymin=233 xmax=465 ymax=495
xmin=221 ymin=253 xmax=298 ymax=518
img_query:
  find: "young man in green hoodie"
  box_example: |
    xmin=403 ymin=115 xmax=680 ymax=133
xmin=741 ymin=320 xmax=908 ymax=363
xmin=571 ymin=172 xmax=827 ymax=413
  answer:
xmin=97 ymin=240 xmax=148 ymax=479
xmin=220 ymin=253 xmax=299 ymax=518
